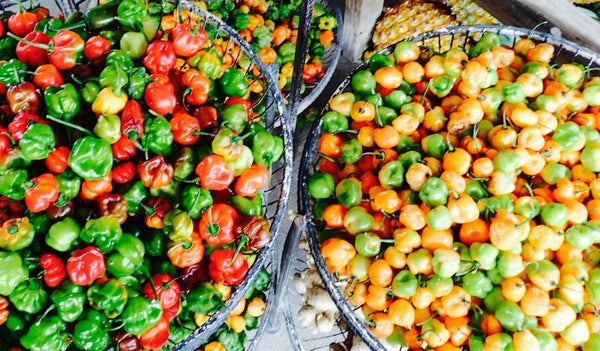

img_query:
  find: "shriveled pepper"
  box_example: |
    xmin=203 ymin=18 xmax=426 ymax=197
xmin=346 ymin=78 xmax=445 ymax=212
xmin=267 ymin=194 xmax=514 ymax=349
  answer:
xmin=144 ymin=197 xmax=171 ymax=229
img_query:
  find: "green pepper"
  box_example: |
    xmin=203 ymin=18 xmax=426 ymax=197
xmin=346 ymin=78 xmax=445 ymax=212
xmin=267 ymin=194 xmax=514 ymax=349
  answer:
xmin=493 ymin=149 xmax=522 ymax=173
xmin=120 ymin=180 xmax=149 ymax=213
xmin=181 ymin=185 xmax=213 ymax=219
xmin=318 ymin=14 xmax=338 ymax=30
xmin=169 ymin=321 xmax=196 ymax=344
xmin=430 ymin=75 xmax=454 ymax=97
xmin=252 ymin=25 xmax=274 ymax=48
xmin=116 ymin=0 xmax=148 ymax=29
xmin=0 ymin=168 xmax=27 ymax=200
xmin=18 ymin=123 xmax=56 ymax=161
xmin=120 ymin=31 xmax=148 ymax=60
xmin=80 ymin=215 xmax=123 ymax=253
xmin=419 ymin=177 xmax=449 ymax=206
xmin=192 ymin=51 xmax=221 ymax=80
xmin=0 ymin=37 xmax=17 ymax=60
xmin=392 ymin=270 xmax=417 ymax=298
xmin=0 ymin=251 xmax=28 ymax=296
xmin=230 ymin=9 xmax=249 ymax=30
xmin=68 ymin=136 xmax=113 ymax=180
xmin=480 ymin=68 xmax=499 ymax=89
xmin=426 ymin=275 xmax=453 ymax=297
xmin=483 ymin=286 xmax=506 ymax=313
xmin=219 ymin=68 xmax=248 ymax=98
xmin=553 ymin=121 xmax=586 ymax=151
xmin=278 ymin=41 xmax=296 ymax=63
xmin=98 ymin=29 xmax=123 ymax=48
xmin=426 ymin=206 xmax=452 ymax=230
xmin=309 ymin=172 xmax=335 ymax=199
xmin=322 ymin=111 xmax=349 ymax=134
xmin=565 ymin=223 xmax=600 ymax=250
xmin=398 ymin=151 xmax=421 ymax=170
xmin=187 ymin=282 xmax=223 ymax=315
xmin=464 ymin=179 xmax=489 ymax=200
xmin=354 ymin=232 xmax=385 ymax=257
xmin=495 ymin=301 xmax=524 ymax=332
xmin=541 ymin=202 xmax=568 ymax=227
xmin=163 ymin=209 xmax=193 ymax=241
xmin=421 ymin=133 xmax=447 ymax=159
xmin=379 ymin=160 xmax=404 ymax=189
xmin=584 ymin=84 xmax=600 ymax=106
xmin=581 ymin=126 xmax=600 ymax=145
xmin=468 ymin=32 xmax=501 ymax=57
xmin=94 ymin=114 xmax=121 ymax=144
xmin=469 ymin=242 xmax=499 ymax=270
xmin=541 ymin=162 xmax=572 ymax=185
xmin=81 ymin=81 xmax=101 ymax=105
xmin=73 ymin=310 xmax=109 ymax=351
xmin=142 ymin=116 xmax=174 ymax=154
xmin=99 ymin=63 xmax=128 ymax=92
xmin=122 ymin=296 xmax=163 ymax=336
xmin=336 ymin=178 xmax=362 ymax=208
xmin=51 ymin=281 xmax=86 ymax=322
xmin=227 ymin=145 xmax=254 ymax=176
xmin=0 ymin=59 xmax=27 ymax=88
xmin=33 ymin=18 xmax=62 ymax=36
xmin=462 ymin=271 xmax=493 ymax=299
xmin=107 ymin=234 xmax=145 ymax=277
xmin=342 ymin=207 xmax=372 ymax=237
xmin=44 ymin=83 xmax=80 ymax=121
xmin=219 ymin=104 xmax=248 ymax=135
xmin=105 ymin=49 xmax=134 ymax=73
xmin=383 ymin=90 xmax=410 ymax=109
xmin=253 ymin=268 xmax=270 ymax=291
xmin=20 ymin=315 xmax=70 ymax=351
xmin=532 ymin=330 xmax=558 ymax=351
xmin=252 ymin=131 xmax=284 ymax=167
xmin=351 ymin=70 xmax=376 ymax=96
xmin=87 ymin=278 xmax=128 ymax=318
xmin=229 ymin=194 xmax=263 ymax=216
xmin=497 ymin=251 xmax=524 ymax=278
xmin=502 ymin=82 xmax=526 ymax=104
xmin=126 ymin=67 xmax=150 ymax=100
xmin=310 ymin=42 xmax=325 ymax=59
xmin=9 ymin=279 xmax=48 ymax=314
xmin=369 ymin=53 xmax=394 ymax=72
xmin=341 ymin=139 xmax=363 ymax=165
xmin=173 ymin=147 xmax=195 ymax=179
xmin=149 ymin=180 xmax=181 ymax=204
xmin=143 ymin=229 xmax=165 ymax=257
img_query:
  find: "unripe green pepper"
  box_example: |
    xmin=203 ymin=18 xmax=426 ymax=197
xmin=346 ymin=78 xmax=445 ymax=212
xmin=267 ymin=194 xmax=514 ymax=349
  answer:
xmin=462 ymin=271 xmax=493 ymax=298
xmin=46 ymin=217 xmax=80 ymax=252
xmin=392 ymin=270 xmax=417 ymax=298
xmin=343 ymin=207 xmax=373 ymax=235
xmin=308 ymin=172 xmax=335 ymax=199
xmin=335 ymin=178 xmax=362 ymax=208
xmin=495 ymin=301 xmax=524 ymax=332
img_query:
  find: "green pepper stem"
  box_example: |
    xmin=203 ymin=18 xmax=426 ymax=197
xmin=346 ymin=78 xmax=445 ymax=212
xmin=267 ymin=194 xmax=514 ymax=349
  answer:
xmin=141 ymin=266 xmax=160 ymax=302
xmin=0 ymin=197 xmax=25 ymax=208
xmin=173 ymin=176 xmax=200 ymax=184
xmin=58 ymin=21 xmax=86 ymax=31
xmin=46 ymin=115 xmax=93 ymax=136
xmin=228 ymin=235 xmax=248 ymax=267
xmin=420 ymin=79 xmax=432 ymax=104
xmin=140 ymin=203 xmax=156 ymax=216
xmin=168 ymin=240 xmax=193 ymax=253
xmin=7 ymin=32 xmax=52 ymax=52
xmin=317 ymin=153 xmax=339 ymax=165
xmin=193 ymin=130 xmax=216 ymax=137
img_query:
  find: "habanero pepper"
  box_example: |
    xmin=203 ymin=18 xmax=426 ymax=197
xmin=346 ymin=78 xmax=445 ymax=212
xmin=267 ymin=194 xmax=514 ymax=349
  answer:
xmin=24 ymin=172 xmax=59 ymax=213
xmin=138 ymin=155 xmax=174 ymax=189
xmin=198 ymin=203 xmax=238 ymax=246
xmin=212 ymin=127 xmax=244 ymax=161
xmin=83 ymin=35 xmax=111 ymax=60
xmin=163 ymin=208 xmax=193 ymax=241
xmin=169 ymin=23 xmax=208 ymax=58
xmin=209 ymin=237 xmax=249 ymax=285
xmin=0 ymin=216 xmax=35 ymax=251
xmin=40 ymin=253 xmax=66 ymax=288
xmin=219 ymin=103 xmax=248 ymax=134
xmin=144 ymin=81 xmax=177 ymax=116
xmin=167 ymin=231 xmax=204 ymax=268
xmin=94 ymin=114 xmax=121 ymax=144
xmin=51 ymin=281 xmax=86 ymax=322
xmin=195 ymin=154 xmax=235 ymax=191
xmin=112 ymin=135 xmax=137 ymax=161
xmin=87 ymin=277 xmax=128 ymax=318
xmin=144 ymin=197 xmax=171 ymax=229
xmin=66 ymin=246 xmax=106 ymax=286
xmin=122 ymin=296 xmax=163 ymax=337
xmin=235 ymin=164 xmax=269 ymax=197
xmin=303 ymin=60 xmax=324 ymax=83
xmin=121 ymin=99 xmax=144 ymax=141
xmin=96 ymin=193 xmax=128 ymax=225
xmin=92 ymin=87 xmax=128 ymax=116
xmin=7 ymin=81 xmax=40 ymax=114
xmin=170 ymin=107 xmax=201 ymax=145
xmin=8 ymin=112 xmax=46 ymax=142
xmin=218 ymin=68 xmax=248 ymax=98
xmin=9 ymin=279 xmax=48 ymax=315
xmin=15 ymin=31 xmax=50 ymax=67
xmin=142 ymin=273 xmax=181 ymax=320
xmin=112 ymin=161 xmax=136 ymax=184
xmin=139 ymin=315 xmax=170 ymax=350
xmin=45 ymin=146 xmax=70 ymax=173
xmin=181 ymin=184 xmax=213 ymax=218
xmin=46 ymin=217 xmax=80 ymax=252
xmin=79 ymin=172 xmax=113 ymax=201
xmin=19 ymin=123 xmax=55 ymax=161
xmin=225 ymin=96 xmax=253 ymax=122
xmin=68 ymin=136 xmax=114 ymax=180
xmin=234 ymin=215 xmax=270 ymax=251
xmin=7 ymin=6 xmax=39 ymax=38
xmin=182 ymin=69 xmax=211 ymax=106
xmin=44 ymin=83 xmax=80 ymax=121
xmin=120 ymin=180 xmax=148 ymax=214
xmin=143 ymin=40 xmax=177 ymax=75
xmin=8 ymin=29 xmax=84 ymax=70
xmin=79 ymin=215 xmax=122 ymax=253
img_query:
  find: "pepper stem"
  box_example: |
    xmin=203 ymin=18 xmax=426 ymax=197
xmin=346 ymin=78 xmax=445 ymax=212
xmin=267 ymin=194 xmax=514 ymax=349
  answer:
xmin=7 ymin=32 xmax=52 ymax=52
xmin=228 ymin=235 xmax=248 ymax=267
xmin=140 ymin=203 xmax=156 ymax=216
xmin=46 ymin=115 xmax=93 ymax=136
xmin=141 ymin=267 xmax=160 ymax=302
xmin=168 ymin=240 xmax=193 ymax=253
xmin=420 ymin=79 xmax=432 ymax=104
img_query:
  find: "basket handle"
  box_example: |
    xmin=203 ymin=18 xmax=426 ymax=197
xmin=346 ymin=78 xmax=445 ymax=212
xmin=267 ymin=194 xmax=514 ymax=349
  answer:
xmin=263 ymin=214 xmax=306 ymax=334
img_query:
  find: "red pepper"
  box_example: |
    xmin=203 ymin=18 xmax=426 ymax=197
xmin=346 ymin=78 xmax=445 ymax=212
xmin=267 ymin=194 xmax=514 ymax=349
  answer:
xmin=144 ymin=81 xmax=177 ymax=116
xmin=169 ymin=23 xmax=207 ymax=58
xmin=195 ymin=154 xmax=234 ymax=191
xmin=15 ymin=31 xmax=50 ymax=66
xmin=45 ymin=146 xmax=70 ymax=173
xmin=0 ymin=20 xmax=4 ymax=37
xmin=67 ymin=246 xmax=106 ymax=286
xmin=198 ymin=203 xmax=238 ymax=246
xmin=33 ymin=64 xmax=64 ymax=91
xmin=96 ymin=193 xmax=128 ymax=225
xmin=39 ymin=253 xmax=66 ymax=288
xmin=303 ymin=60 xmax=324 ymax=83
xmin=0 ymin=127 xmax=13 ymax=153
xmin=139 ymin=315 xmax=170 ymax=350
xmin=208 ymin=238 xmax=249 ymax=285
xmin=121 ymin=100 xmax=144 ymax=140
xmin=225 ymin=97 xmax=253 ymax=122
xmin=377 ymin=85 xmax=394 ymax=97
xmin=193 ymin=105 xmax=218 ymax=130
xmin=143 ymin=40 xmax=177 ymax=75
xmin=138 ymin=155 xmax=174 ymax=189
xmin=112 ymin=161 xmax=136 ymax=184
xmin=80 ymin=173 xmax=113 ymax=201
xmin=150 ymin=73 xmax=174 ymax=91
xmin=170 ymin=107 xmax=201 ymax=145
xmin=144 ymin=197 xmax=171 ymax=229
xmin=83 ymin=35 xmax=111 ymax=61
xmin=6 ymin=82 xmax=40 ymax=114
xmin=111 ymin=136 xmax=137 ymax=161
xmin=8 ymin=29 xmax=84 ymax=70
xmin=235 ymin=164 xmax=270 ymax=197
xmin=7 ymin=8 xmax=38 ymax=37
xmin=142 ymin=274 xmax=181 ymax=321
xmin=25 ymin=173 xmax=59 ymax=213
xmin=8 ymin=112 xmax=47 ymax=142
xmin=181 ymin=69 xmax=211 ymax=106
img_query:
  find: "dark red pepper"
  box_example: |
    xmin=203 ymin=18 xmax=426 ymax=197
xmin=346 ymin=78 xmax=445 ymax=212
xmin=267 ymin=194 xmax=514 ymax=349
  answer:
xmin=138 ymin=155 xmax=174 ymax=189
xmin=234 ymin=215 xmax=271 ymax=251
xmin=144 ymin=197 xmax=172 ymax=229
xmin=112 ymin=331 xmax=142 ymax=351
xmin=112 ymin=161 xmax=136 ymax=184
xmin=67 ymin=246 xmax=106 ymax=286
xmin=143 ymin=40 xmax=177 ymax=75
xmin=112 ymin=136 xmax=137 ymax=161
xmin=39 ymin=253 xmax=66 ymax=288
xmin=142 ymin=274 xmax=181 ymax=321
xmin=6 ymin=82 xmax=40 ymax=114
xmin=96 ymin=193 xmax=128 ymax=225
xmin=0 ymin=127 xmax=13 ymax=153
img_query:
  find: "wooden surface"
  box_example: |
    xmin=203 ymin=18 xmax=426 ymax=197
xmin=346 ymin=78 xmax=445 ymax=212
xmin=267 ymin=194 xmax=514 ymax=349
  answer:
xmin=342 ymin=0 xmax=384 ymax=61
xmin=474 ymin=0 xmax=600 ymax=52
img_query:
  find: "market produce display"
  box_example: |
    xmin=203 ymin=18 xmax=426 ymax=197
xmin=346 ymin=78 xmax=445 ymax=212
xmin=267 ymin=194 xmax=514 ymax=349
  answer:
xmin=305 ymin=31 xmax=600 ymax=350
xmin=203 ymin=0 xmax=339 ymax=100
xmin=0 ymin=0 xmax=289 ymax=349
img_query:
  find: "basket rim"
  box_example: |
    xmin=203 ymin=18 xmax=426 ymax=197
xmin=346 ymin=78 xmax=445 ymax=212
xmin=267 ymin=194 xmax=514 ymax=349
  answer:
xmin=299 ymin=25 xmax=600 ymax=351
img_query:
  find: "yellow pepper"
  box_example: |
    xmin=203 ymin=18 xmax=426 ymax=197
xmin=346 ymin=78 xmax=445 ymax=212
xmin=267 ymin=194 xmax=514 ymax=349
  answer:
xmin=92 ymin=87 xmax=127 ymax=115
xmin=204 ymin=341 xmax=226 ymax=351
xmin=214 ymin=282 xmax=231 ymax=301
xmin=226 ymin=315 xmax=246 ymax=333
xmin=194 ymin=313 xmax=210 ymax=327
xmin=278 ymin=75 xmax=287 ymax=90
xmin=281 ymin=62 xmax=294 ymax=78
xmin=329 ymin=92 xmax=356 ymax=116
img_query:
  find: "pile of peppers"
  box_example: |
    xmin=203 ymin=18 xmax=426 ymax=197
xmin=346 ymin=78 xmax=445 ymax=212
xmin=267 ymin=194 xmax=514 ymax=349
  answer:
xmin=0 ymin=0 xmax=284 ymax=350
xmin=203 ymin=0 xmax=337 ymax=93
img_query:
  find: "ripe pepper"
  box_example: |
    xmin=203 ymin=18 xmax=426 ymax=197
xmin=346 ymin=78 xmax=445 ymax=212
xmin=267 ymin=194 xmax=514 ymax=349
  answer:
xmin=72 ymin=311 xmax=109 ymax=351
xmin=0 ymin=251 xmax=28 ymax=296
xmin=303 ymin=60 xmax=324 ymax=83
xmin=87 ymin=278 xmax=128 ymax=318
xmin=143 ymin=197 xmax=171 ymax=229
xmin=235 ymin=164 xmax=270 ymax=197
xmin=67 ymin=246 xmax=106 ymax=286
xmin=112 ymin=135 xmax=137 ymax=161
xmin=163 ymin=208 xmax=193 ymax=241
xmin=40 ymin=252 xmax=66 ymax=288
xmin=138 ymin=155 xmax=174 ymax=189
xmin=218 ymin=68 xmax=248 ymax=98
xmin=45 ymin=145 xmax=70 ymax=173
xmin=19 ymin=123 xmax=55 ymax=161
xmin=9 ymin=279 xmax=48 ymax=314
xmin=142 ymin=116 xmax=173 ymax=154
xmin=170 ymin=108 xmax=201 ymax=145
xmin=195 ymin=154 xmax=235 ymax=191
xmin=212 ymin=127 xmax=244 ymax=161
xmin=252 ymin=131 xmax=284 ymax=167
xmin=122 ymin=296 xmax=163 ymax=337
xmin=143 ymin=40 xmax=177 ymax=75
xmin=7 ymin=81 xmax=40 ymax=114
xmin=20 ymin=315 xmax=70 ymax=351
xmin=0 ymin=59 xmax=27 ymax=89
xmin=139 ymin=314 xmax=170 ymax=350
xmin=0 ymin=216 xmax=34 ymax=251
xmin=25 ymin=172 xmax=59 ymax=213
xmin=234 ymin=215 xmax=270 ymax=251
xmin=8 ymin=29 xmax=84 ymax=70
xmin=92 ymin=87 xmax=128 ymax=116
xmin=51 ymin=281 xmax=85 ymax=322
xmin=106 ymin=234 xmax=145 ymax=278
xmin=94 ymin=114 xmax=121 ymax=144
xmin=15 ymin=31 xmax=50 ymax=66
xmin=0 ymin=168 xmax=28 ymax=200
xmin=68 ymin=136 xmax=113 ymax=180
xmin=96 ymin=193 xmax=129 ymax=225
xmin=142 ymin=273 xmax=180 ymax=320
xmin=167 ymin=231 xmax=204 ymax=268
xmin=186 ymin=282 xmax=223 ymax=315
xmin=182 ymin=185 xmax=213 ymax=218
xmin=144 ymin=81 xmax=177 ymax=116
xmin=220 ymin=103 xmax=248 ymax=134
xmin=80 ymin=215 xmax=123 ymax=253
xmin=111 ymin=161 xmax=136 ymax=184
xmin=170 ymin=23 xmax=207 ymax=58
xmin=83 ymin=35 xmax=111 ymax=60
xmin=7 ymin=6 xmax=39 ymax=37
xmin=182 ymin=69 xmax=211 ymax=106
xmin=121 ymin=100 xmax=144 ymax=142
xmin=198 ymin=203 xmax=238 ymax=245
xmin=209 ymin=239 xmax=249 ymax=285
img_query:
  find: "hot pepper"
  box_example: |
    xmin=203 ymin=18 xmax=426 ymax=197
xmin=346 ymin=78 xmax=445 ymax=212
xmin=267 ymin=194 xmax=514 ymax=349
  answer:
xmin=170 ymin=108 xmax=201 ymax=145
xmin=51 ymin=281 xmax=85 ymax=322
xmin=173 ymin=146 xmax=196 ymax=179
xmin=68 ymin=136 xmax=113 ymax=180
xmin=72 ymin=313 xmax=109 ymax=351
xmin=111 ymin=162 xmax=136 ymax=185
xmin=0 ymin=216 xmax=34 ymax=251
xmin=120 ymin=180 xmax=148 ymax=214
xmin=252 ymin=131 xmax=284 ymax=167
xmin=209 ymin=238 xmax=249 ymax=285
xmin=194 ymin=51 xmax=221 ymax=80
xmin=80 ymin=80 xmax=100 ymax=105
xmin=143 ymin=40 xmax=177 ymax=75
xmin=94 ymin=114 xmax=121 ymax=144
xmin=87 ymin=278 xmax=128 ymax=318
xmin=0 ymin=59 xmax=27 ymax=88
xmin=15 ymin=31 xmax=50 ymax=66
xmin=40 ymin=253 xmax=66 ymax=288
xmin=120 ymin=100 xmax=144 ymax=143
xmin=127 ymin=67 xmax=151 ymax=100
xmin=144 ymin=81 xmax=176 ymax=116
xmin=0 ymin=168 xmax=27 ymax=200
xmin=116 ymin=0 xmax=148 ymax=30
xmin=20 ymin=315 xmax=70 ymax=351
xmin=80 ymin=215 xmax=123 ymax=253
xmin=182 ymin=185 xmax=213 ymax=218
xmin=45 ymin=217 xmax=80 ymax=252
xmin=19 ymin=123 xmax=55 ymax=161
xmin=182 ymin=69 xmax=211 ymax=106
xmin=142 ymin=273 xmax=180 ymax=321
xmin=107 ymin=234 xmax=145 ymax=277
xmin=9 ymin=279 xmax=48 ymax=314
xmin=83 ymin=35 xmax=110 ymax=60
xmin=219 ymin=68 xmax=248 ymax=98
xmin=25 ymin=172 xmax=59 ymax=213
xmin=169 ymin=23 xmax=207 ymax=58
xmin=167 ymin=231 xmax=204 ymax=268
xmin=99 ymin=62 xmax=128 ymax=93
xmin=92 ymin=87 xmax=128 ymax=116
xmin=234 ymin=215 xmax=270 ymax=251
xmin=303 ymin=61 xmax=324 ymax=83
xmin=0 ymin=252 xmax=28 ymax=296
xmin=198 ymin=203 xmax=238 ymax=245
xmin=8 ymin=29 xmax=84 ymax=70
xmin=229 ymin=194 xmax=262 ymax=216
xmin=122 ymin=296 xmax=163 ymax=337
xmin=144 ymin=197 xmax=171 ymax=229
xmin=138 ymin=155 xmax=174 ymax=189
xmin=212 ymin=127 xmax=244 ymax=161
xmin=7 ymin=81 xmax=40 ymax=114
xmin=67 ymin=246 xmax=106 ymax=286
xmin=112 ymin=135 xmax=137 ymax=161
xmin=55 ymin=169 xmax=80 ymax=199
xmin=119 ymin=31 xmax=148 ymax=60
xmin=195 ymin=154 xmax=235 ymax=191
xmin=139 ymin=314 xmax=170 ymax=350
xmin=142 ymin=116 xmax=173 ymax=154
xmin=220 ymin=103 xmax=248 ymax=134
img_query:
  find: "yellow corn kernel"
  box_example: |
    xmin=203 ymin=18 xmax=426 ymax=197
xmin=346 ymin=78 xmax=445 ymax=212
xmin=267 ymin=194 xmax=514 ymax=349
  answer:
xmin=194 ymin=313 xmax=210 ymax=327
xmin=204 ymin=341 xmax=225 ymax=351
xmin=214 ymin=283 xmax=231 ymax=301
xmin=247 ymin=297 xmax=266 ymax=317
xmin=227 ymin=315 xmax=247 ymax=333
